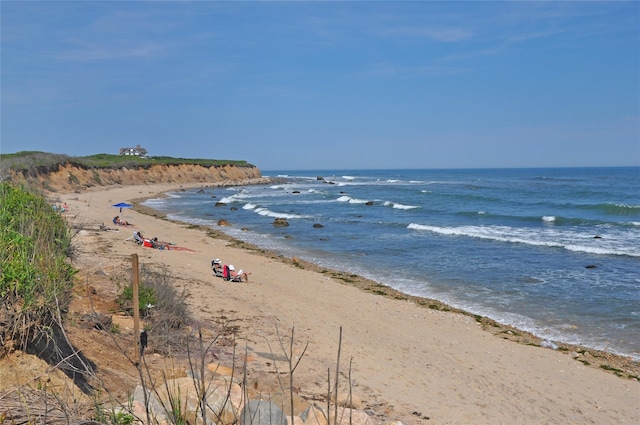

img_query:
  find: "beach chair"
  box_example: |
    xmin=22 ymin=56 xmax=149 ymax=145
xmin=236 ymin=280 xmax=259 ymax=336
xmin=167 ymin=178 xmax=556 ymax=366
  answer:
xmin=212 ymin=259 xmax=224 ymax=277
xmin=223 ymin=265 xmax=242 ymax=282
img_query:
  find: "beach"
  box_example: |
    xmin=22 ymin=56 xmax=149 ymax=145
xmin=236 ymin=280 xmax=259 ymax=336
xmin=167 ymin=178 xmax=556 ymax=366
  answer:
xmin=58 ymin=182 xmax=639 ymax=425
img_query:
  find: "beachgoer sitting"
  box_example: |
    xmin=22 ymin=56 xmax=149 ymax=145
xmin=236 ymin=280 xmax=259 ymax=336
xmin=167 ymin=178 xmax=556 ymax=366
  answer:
xmin=212 ymin=259 xmax=224 ymax=277
xmin=134 ymin=231 xmax=144 ymax=245
xmin=228 ymin=265 xmax=251 ymax=282
xmin=150 ymin=237 xmax=169 ymax=250
xmin=113 ymin=216 xmax=130 ymax=226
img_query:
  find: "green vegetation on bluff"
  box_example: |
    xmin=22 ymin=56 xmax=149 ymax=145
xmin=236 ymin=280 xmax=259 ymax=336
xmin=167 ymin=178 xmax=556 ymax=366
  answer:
xmin=0 ymin=182 xmax=76 ymax=353
xmin=0 ymin=151 xmax=254 ymax=175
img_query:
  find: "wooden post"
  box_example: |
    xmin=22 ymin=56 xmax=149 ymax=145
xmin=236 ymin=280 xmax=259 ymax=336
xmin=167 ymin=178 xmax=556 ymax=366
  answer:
xmin=132 ymin=253 xmax=140 ymax=363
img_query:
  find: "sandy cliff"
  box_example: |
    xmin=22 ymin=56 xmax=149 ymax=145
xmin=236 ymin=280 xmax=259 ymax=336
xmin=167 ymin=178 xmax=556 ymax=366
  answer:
xmin=5 ymin=162 xmax=263 ymax=193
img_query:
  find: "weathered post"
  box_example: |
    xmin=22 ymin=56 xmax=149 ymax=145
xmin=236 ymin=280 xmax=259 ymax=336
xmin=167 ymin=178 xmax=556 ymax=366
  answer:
xmin=132 ymin=253 xmax=140 ymax=363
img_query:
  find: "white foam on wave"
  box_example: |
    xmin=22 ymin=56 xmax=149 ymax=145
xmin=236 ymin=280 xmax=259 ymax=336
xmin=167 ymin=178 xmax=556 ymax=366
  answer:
xmin=219 ymin=196 xmax=238 ymax=204
xmin=336 ymin=195 xmax=370 ymax=204
xmin=142 ymin=198 xmax=168 ymax=206
xmin=166 ymin=213 xmax=216 ymax=228
xmin=407 ymin=223 xmax=640 ymax=257
xmin=243 ymin=203 xmax=257 ymax=210
xmin=253 ymin=207 xmax=307 ymax=219
xmin=342 ymin=175 xmax=355 ymax=180
xmin=542 ymin=216 xmax=556 ymax=222
xmin=382 ymin=200 xmax=418 ymax=210
xmin=392 ymin=203 xmax=419 ymax=210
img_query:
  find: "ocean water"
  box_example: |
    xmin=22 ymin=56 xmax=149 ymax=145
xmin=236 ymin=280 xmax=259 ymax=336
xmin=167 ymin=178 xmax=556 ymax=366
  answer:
xmin=142 ymin=167 xmax=640 ymax=360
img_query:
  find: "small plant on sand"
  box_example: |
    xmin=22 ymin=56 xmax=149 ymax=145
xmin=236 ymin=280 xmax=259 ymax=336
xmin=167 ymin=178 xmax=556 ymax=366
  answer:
xmin=94 ymin=403 xmax=136 ymax=425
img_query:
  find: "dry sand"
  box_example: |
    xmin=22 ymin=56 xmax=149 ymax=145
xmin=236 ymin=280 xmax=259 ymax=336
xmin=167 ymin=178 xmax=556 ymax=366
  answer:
xmin=57 ymin=182 xmax=639 ymax=425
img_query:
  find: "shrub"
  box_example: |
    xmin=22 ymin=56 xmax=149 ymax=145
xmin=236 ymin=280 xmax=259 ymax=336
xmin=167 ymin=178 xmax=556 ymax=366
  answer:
xmin=0 ymin=182 xmax=77 ymax=352
xmin=117 ymin=265 xmax=192 ymax=354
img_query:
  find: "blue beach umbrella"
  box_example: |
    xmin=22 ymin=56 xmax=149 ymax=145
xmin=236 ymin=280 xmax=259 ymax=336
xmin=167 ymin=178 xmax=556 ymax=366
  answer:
xmin=113 ymin=202 xmax=132 ymax=216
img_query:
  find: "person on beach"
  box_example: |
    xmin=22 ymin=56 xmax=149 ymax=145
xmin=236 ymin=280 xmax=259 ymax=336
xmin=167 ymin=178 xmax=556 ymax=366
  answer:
xmin=134 ymin=231 xmax=144 ymax=245
xmin=150 ymin=237 xmax=170 ymax=250
xmin=229 ymin=265 xmax=251 ymax=282
xmin=212 ymin=259 xmax=224 ymax=277
xmin=113 ymin=216 xmax=131 ymax=226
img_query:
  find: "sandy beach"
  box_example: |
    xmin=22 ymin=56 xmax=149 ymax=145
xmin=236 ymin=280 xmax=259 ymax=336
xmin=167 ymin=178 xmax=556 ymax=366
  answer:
xmin=57 ymin=182 xmax=639 ymax=425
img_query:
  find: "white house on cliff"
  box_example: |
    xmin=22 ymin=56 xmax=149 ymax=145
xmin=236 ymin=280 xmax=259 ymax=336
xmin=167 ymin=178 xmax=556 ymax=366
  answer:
xmin=119 ymin=144 xmax=149 ymax=158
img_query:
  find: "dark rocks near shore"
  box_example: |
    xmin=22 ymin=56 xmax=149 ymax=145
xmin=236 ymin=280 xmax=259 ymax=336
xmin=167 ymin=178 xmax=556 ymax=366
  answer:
xmin=215 ymin=202 xmax=227 ymax=207
xmin=273 ymin=218 xmax=289 ymax=227
xmin=313 ymin=223 xmax=324 ymax=228
xmin=218 ymin=219 xmax=231 ymax=226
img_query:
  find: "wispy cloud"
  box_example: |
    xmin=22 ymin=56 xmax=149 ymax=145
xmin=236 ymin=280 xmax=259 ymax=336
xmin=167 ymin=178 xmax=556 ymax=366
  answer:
xmin=54 ymin=38 xmax=169 ymax=62
xmin=383 ymin=26 xmax=473 ymax=43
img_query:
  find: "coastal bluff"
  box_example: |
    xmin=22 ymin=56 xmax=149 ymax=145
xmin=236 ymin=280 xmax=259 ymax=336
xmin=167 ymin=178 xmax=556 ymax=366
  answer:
xmin=4 ymin=161 xmax=264 ymax=193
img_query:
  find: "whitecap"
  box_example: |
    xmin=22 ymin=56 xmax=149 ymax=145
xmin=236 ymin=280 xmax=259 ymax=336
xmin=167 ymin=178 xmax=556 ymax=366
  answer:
xmin=219 ymin=196 xmax=237 ymax=204
xmin=253 ymin=207 xmax=306 ymax=219
xmin=393 ymin=203 xmax=419 ymax=210
xmin=407 ymin=223 xmax=640 ymax=257
xmin=542 ymin=216 xmax=556 ymax=222
xmin=336 ymin=195 xmax=369 ymax=204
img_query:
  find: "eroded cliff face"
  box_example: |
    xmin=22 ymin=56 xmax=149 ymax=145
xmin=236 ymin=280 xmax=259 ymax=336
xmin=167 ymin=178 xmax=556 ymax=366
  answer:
xmin=6 ymin=163 xmax=263 ymax=193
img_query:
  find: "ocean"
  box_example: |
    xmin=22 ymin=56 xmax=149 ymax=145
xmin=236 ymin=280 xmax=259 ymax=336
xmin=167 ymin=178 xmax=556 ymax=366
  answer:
xmin=142 ymin=167 xmax=640 ymax=360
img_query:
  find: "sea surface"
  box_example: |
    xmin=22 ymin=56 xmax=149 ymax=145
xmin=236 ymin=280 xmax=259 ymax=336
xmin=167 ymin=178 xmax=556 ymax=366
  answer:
xmin=142 ymin=167 xmax=640 ymax=360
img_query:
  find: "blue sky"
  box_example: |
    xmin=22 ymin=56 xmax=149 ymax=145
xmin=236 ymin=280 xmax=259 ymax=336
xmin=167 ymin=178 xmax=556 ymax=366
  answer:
xmin=1 ymin=1 xmax=639 ymax=170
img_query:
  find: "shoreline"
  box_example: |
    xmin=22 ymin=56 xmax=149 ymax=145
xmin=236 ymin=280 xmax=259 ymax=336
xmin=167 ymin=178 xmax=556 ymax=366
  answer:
xmin=132 ymin=183 xmax=640 ymax=374
xmin=57 ymin=181 xmax=639 ymax=423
